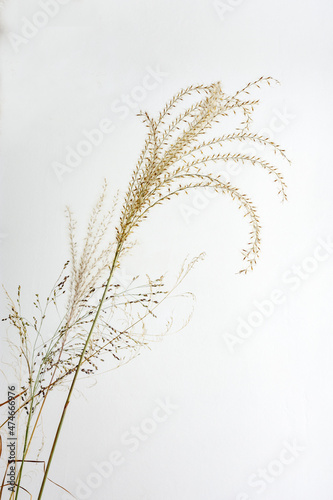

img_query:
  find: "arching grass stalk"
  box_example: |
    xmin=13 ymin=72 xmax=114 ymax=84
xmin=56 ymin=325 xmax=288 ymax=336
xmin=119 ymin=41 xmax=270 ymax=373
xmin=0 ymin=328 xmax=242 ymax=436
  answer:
xmin=36 ymin=243 xmax=122 ymax=499
xmin=2 ymin=78 xmax=290 ymax=498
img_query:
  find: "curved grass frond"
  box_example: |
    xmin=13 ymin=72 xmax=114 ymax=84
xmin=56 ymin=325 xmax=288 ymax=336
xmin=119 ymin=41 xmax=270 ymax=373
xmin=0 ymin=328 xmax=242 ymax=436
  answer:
xmin=1 ymin=78 xmax=289 ymax=500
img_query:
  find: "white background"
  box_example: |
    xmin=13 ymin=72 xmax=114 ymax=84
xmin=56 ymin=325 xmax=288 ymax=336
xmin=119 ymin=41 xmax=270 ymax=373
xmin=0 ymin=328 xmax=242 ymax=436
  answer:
xmin=1 ymin=0 xmax=333 ymax=499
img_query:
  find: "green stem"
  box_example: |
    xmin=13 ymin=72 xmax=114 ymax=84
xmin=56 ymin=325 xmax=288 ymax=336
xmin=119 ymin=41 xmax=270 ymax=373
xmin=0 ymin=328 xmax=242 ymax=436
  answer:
xmin=13 ymin=394 xmax=34 ymax=500
xmin=37 ymin=244 xmax=122 ymax=500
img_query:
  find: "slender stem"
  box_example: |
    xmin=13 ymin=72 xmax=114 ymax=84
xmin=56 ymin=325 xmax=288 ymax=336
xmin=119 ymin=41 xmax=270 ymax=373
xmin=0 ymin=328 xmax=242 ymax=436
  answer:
xmin=13 ymin=390 xmax=35 ymax=500
xmin=37 ymin=244 xmax=122 ymax=500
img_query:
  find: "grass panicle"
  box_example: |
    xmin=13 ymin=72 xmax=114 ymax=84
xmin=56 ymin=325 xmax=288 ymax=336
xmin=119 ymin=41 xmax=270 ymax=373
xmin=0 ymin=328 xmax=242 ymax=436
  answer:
xmin=0 ymin=78 xmax=289 ymax=499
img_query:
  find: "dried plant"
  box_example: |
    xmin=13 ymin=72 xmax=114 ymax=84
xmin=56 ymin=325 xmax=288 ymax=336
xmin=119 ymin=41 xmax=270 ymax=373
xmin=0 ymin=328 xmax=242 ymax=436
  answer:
xmin=0 ymin=77 xmax=289 ymax=499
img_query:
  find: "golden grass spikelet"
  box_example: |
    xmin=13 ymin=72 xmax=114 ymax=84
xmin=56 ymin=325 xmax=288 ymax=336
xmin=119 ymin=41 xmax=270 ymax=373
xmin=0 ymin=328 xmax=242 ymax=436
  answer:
xmin=117 ymin=76 xmax=289 ymax=273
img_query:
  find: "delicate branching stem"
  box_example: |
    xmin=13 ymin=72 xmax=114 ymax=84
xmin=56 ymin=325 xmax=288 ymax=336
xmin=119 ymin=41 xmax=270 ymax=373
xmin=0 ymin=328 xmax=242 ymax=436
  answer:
xmin=37 ymin=243 xmax=122 ymax=500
